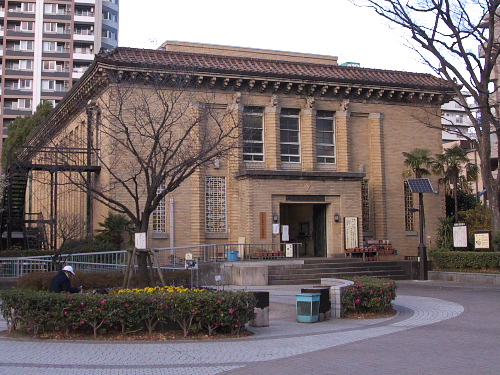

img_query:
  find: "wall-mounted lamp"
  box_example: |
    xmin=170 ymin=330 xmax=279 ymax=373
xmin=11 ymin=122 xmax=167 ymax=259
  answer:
xmin=273 ymin=214 xmax=279 ymax=223
xmin=334 ymin=213 xmax=340 ymax=222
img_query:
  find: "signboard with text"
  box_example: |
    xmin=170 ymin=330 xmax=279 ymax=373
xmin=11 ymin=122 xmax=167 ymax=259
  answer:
xmin=453 ymin=224 xmax=468 ymax=248
xmin=344 ymin=217 xmax=359 ymax=249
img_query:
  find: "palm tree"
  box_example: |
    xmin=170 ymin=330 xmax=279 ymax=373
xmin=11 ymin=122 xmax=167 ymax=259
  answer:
xmin=402 ymin=148 xmax=435 ymax=178
xmin=432 ymin=145 xmax=479 ymax=223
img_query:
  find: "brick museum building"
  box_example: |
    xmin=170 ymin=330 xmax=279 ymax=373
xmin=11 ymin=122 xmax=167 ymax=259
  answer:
xmin=19 ymin=41 xmax=454 ymax=259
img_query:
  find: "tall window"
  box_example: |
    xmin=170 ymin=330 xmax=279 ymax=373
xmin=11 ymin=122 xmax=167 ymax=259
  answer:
xmin=316 ymin=110 xmax=336 ymax=164
xmin=205 ymin=177 xmax=226 ymax=233
xmin=243 ymin=106 xmax=264 ymax=162
xmin=404 ymin=181 xmax=414 ymax=231
xmin=362 ymin=179 xmax=371 ymax=232
xmin=152 ymin=185 xmax=166 ymax=233
xmin=280 ymin=108 xmax=301 ymax=162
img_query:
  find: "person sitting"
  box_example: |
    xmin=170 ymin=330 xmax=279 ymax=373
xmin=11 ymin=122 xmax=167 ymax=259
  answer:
xmin=49 ymin=265 xmax=81 ymax=293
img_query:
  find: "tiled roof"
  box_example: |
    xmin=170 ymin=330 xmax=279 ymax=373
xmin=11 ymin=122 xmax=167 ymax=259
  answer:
xmin=97 ymin=47 xmax=454 ymax=92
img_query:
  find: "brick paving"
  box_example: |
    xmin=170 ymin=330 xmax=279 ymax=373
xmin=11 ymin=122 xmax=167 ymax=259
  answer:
xmin=0 ymin=280 xmax=498 ymax=375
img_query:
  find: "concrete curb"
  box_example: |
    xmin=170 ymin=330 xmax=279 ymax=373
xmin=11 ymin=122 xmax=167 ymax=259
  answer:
xmin=428 ymin=270 xmax=500 ymax=285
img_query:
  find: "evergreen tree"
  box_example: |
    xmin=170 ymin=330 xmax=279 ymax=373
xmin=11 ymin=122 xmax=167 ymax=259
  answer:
xmin=1 ymin=101 xmax=53 ymax=169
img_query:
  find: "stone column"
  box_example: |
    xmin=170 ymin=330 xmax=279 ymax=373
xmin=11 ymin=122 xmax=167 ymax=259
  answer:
xmin=264 ymin=96 xmax=280 ymax=170
xmin=335 ymin=109 xmax=350 ymax=172
xmin=301 ymin=106 xmax=316 ymax=171
xmin=368 ymin=112 xmax=388 ymax=239
xmin=226 ymin=94 xmax=243 ymax=243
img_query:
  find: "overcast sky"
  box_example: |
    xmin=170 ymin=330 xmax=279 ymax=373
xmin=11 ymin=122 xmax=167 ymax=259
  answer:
xmin=118 ymin=0 xmax=432 ymax=74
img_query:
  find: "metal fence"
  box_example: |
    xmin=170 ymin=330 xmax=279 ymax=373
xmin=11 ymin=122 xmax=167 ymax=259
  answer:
xmin=0 ymin=243 xmax=301 ymax=278
xmin=0 ymin=250 xmax=128 ymax=278
xmin=153 ymin=242 xmax=302 ymax=267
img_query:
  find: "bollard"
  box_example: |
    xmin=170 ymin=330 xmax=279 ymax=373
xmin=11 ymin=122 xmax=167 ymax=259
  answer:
xmin=250 ymin=291 xmax=269 ymax=327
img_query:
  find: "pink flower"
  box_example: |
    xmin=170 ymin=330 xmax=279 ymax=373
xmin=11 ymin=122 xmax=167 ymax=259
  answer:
xmin=355 ymin=299 xmax=361 ymax=303
xmin=100 ymin=299 xmax=107 ymax=305
xmin=370 ymin=290 xmax=374 ymax=295
xmin=81 ymin=302 xmax=86 ymax=307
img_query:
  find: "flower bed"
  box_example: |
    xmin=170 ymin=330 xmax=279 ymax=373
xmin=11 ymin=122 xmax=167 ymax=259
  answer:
xmin=0 ymin=288 xmax=256 ymax=338
xmin=341 ymin=276 xmax=397 ymax=317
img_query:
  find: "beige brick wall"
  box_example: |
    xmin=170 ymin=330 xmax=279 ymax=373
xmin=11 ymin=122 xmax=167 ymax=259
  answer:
xmin=28 ymin=78 xmax=445 ymax=259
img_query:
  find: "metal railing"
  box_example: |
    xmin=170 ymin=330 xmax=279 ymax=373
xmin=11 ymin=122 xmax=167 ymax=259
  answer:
xmin=0 ymin=250 xmax=128 ymax=278
xmin=0 ymin=243 xmax=302 ymax=278
xmin=153 ymin=242 xmax=302 ymax=267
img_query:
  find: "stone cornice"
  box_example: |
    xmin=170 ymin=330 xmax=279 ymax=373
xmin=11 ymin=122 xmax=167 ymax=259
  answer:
xmin=236 ymin=169 xmax=366 ymax=181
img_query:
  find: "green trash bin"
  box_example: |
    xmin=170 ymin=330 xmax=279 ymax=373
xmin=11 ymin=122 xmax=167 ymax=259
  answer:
xmin=296 ymin=293 xmax=320 ymax=323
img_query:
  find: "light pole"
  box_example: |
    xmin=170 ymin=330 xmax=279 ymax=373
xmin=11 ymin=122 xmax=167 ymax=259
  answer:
xmin=407 ymin=179 xmax=435 ymax=281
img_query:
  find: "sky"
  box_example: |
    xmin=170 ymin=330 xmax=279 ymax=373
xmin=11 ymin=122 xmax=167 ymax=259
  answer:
xmin=117 ymin=0 xmax=433 ymax=75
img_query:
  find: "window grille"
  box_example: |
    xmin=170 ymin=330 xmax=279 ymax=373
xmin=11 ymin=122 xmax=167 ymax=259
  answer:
xmin=205 ymin=177 xmax=227 ymax=233
xmin=152 ymin=185 xmax=166 ymax=233
xmin=404 ymin=181 xmax=414 ymax=231
xmin=362 ymin=179 xmax=371 ymax=232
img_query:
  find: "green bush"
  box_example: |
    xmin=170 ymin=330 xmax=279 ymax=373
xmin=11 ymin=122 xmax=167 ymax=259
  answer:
xmin=0 ymin=289 xmax=256 ymax=338
xmin=59 ymin=238 xmax=118 ymax=254
xmin=341 ymin=276 xmax=397 ymax=317
xmin=0 ymin=249 xmax=54 ymax=257
xmin=16 ymin=270 xmax=191 ymax=291
xmin=429 ymin=250 xmax=500 ymax=270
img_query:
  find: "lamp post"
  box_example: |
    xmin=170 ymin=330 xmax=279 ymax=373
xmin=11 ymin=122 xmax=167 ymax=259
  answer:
xmin=407 ymin=179 xmax=435 ymax=281
xmin=417 ymin=192 xmax=428 ymax=280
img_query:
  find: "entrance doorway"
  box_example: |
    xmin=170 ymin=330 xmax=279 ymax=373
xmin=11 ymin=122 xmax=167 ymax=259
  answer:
xmin=280 ymin=203 xmax=328 ymax=257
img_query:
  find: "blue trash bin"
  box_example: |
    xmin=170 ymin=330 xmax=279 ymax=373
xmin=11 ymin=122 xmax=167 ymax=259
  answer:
xmin=226 ymin=250 xmax=239 ymax=261
xmin=296 ymin=293 xmax=321 ymax=323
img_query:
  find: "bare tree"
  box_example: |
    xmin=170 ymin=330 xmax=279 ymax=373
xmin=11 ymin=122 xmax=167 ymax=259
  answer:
xmin=351 ymin=0 xmax=500 ymax=234
xmin=53 ymin=70 xmax=239 ymax=286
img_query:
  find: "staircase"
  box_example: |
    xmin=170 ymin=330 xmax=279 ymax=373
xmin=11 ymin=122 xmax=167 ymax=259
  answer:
xmin=0 ymin=168 xmax=29 ymax=236
xmin=268 ymin=258 xmax=409 ymax=285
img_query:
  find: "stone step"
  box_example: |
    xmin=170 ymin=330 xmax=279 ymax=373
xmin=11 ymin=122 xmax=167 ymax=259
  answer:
xmin=269 ymin=269 xmax=407 ymax=280
xmin=267 ymin=259 xmax=409 ymax=285
xmin=268 ymin=265 xmax=404 ymax=275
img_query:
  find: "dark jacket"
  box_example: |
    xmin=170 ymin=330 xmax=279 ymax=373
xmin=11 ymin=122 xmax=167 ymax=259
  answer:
xmin=49 ymin=271 xmax=80 ymax=293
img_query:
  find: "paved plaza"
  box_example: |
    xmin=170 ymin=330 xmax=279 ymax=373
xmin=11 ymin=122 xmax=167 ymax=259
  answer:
xmin=0 ymin=280 xmax=499 ymax=375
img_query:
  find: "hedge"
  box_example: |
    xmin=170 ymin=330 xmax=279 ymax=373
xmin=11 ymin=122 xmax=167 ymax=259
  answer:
xmin=429 ymin=250 xmax=500 ymax=270
xmin=16 ymin=270 xmax=191 ymax=291
xmin=341 ymin=276 xmax=397 ymax=317
xmin=0 ymin=289 xmax=256 ymax=338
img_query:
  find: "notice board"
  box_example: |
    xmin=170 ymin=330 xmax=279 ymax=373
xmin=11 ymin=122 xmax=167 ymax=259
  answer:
xmin=344 ymin=217 xmax=359 ymax=249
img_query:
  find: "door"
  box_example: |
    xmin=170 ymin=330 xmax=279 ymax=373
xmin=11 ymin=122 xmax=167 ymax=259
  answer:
xmin=313 ymin=204 xmax=327 ymax=257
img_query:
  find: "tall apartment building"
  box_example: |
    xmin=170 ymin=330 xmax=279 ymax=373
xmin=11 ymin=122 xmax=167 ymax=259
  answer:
xmin=0 ymin=0 xmax=119 ymax=139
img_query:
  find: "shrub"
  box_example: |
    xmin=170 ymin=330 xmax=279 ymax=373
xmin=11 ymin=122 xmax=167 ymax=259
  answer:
xmin=429 ymin=250 xmax=500 ymax=270
xmin=341 ymin=276 xmax=397 ymax=317
xmin=0 ymin=289 xmax=256 ymax=338
xmin=16 ymin=270 xmax=191 ymax=291
xmin=59 ymin=238 xmax=118 ymax=254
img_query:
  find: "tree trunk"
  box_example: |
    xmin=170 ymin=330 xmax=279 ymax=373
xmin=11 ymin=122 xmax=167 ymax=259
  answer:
xmin=454 ymin=183 xmax=459 ymax=223
xmin=135 ymin=219 xmax=151 ymax=287
xmin=136 ymin=250 xmax=150 ymax=288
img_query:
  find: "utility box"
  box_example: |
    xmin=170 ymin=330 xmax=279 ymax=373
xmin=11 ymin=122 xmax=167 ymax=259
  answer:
xmin=296 ymin=293 xmax=320 ymax=323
